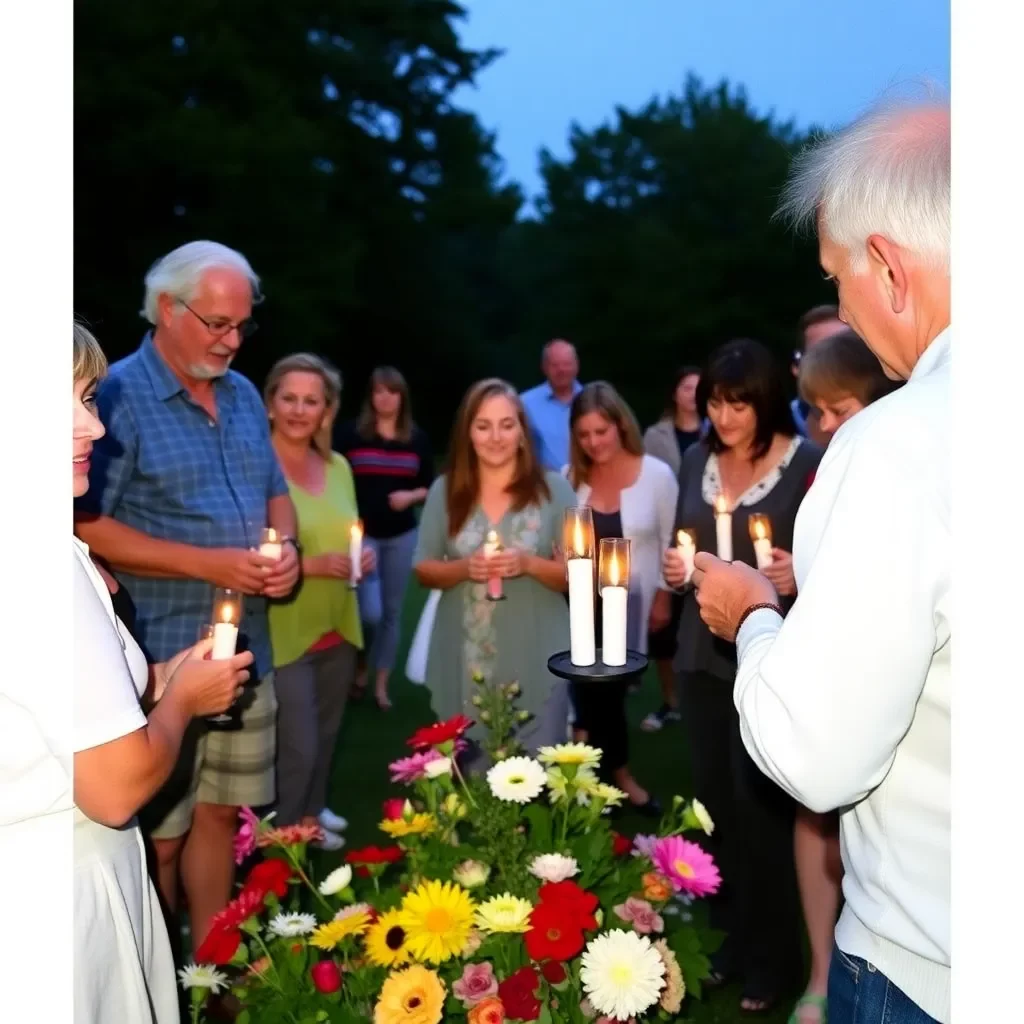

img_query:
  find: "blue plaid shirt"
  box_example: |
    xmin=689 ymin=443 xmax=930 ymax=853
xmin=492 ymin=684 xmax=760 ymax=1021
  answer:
xmin=76 ymin=334 xmax=288 ymax=676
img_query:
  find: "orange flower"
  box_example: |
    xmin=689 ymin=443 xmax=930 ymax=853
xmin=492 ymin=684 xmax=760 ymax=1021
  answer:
xmin=468 ymin=997 xmax=505 ymax=1024
xmin=642 ymin=871 xmax=673 ymax=902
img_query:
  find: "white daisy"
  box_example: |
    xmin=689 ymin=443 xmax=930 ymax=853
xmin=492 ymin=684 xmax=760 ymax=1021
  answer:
xmin=529 ymin=853 xmax=579 ymax=883
xmin=424 ymin=756 xmax=453 ymax=779
xmin=177 ymin=962 xmax=229 ymax=993
xmin=486 ymin=756 xmax=546 ymax=804
xmin=580 ymin=929 xmax=666 ymax=1021
xmin=318 ymin=864 xmax=353 ymax=896
xmin=268 ymin=912 xmax=317 ymax=938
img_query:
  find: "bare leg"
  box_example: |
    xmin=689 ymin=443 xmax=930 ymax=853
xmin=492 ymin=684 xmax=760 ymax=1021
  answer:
xmin=656 ymin=657 xmax=677 ymax=710
xmin=793 ymin=807 xmax=842 ymax=1019
xmin=152 ymin=835 xmax=185 ymax=920
xmin=613 ymin=765 xmax=650 ymax=806
xmin=181 ymin=802 xmax=238 ymax=946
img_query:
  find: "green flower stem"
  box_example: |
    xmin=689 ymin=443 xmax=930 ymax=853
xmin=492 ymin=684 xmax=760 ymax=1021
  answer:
xmin=250 ymin=934 xmax=288 ymax=997
xmin=450 ymin=757 xmax=479 ymax=808
xmin=285 ymin=847 xmax=335 ymax=916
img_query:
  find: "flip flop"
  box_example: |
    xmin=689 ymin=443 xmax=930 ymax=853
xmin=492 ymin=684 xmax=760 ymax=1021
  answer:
xmin=788 ymin=993 xmax=828 ymax=1024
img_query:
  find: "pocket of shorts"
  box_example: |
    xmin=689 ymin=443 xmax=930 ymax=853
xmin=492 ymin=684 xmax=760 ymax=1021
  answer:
xmin=833 ymin=944 xmax=863 ymax=981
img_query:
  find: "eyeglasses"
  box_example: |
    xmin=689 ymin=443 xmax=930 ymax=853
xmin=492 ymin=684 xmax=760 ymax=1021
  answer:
xmin=179 ymin=301 xmax=259 ymax=340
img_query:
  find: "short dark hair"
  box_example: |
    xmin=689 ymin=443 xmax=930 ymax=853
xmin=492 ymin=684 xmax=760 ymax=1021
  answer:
xmin=798 ymin=304 xmax=841 ymax=333
xmin=663 ymin=364 xmax=701 ymax=417
xmin=697 ymin=339 xmax=796 ymax=459
xmin=798 ymin=329 xmax=901 ymax=408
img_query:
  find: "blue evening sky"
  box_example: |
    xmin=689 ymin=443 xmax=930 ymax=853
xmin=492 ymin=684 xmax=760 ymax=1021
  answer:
xmin=452 ymin=0 xmax=950 ymax=205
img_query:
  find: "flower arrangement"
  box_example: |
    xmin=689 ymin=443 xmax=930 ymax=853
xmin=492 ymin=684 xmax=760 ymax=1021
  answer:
xmin=180 ymin=673 xmax=723 ymax=1023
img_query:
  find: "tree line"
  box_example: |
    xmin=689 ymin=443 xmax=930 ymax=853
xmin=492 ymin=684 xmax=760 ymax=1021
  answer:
xmin=75 ymin=0 xmax=833 ymax=443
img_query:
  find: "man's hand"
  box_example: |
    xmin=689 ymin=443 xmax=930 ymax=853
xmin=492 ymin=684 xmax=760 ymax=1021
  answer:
xmin=691 ymin=552 xmax=779 ymax=642
xmin=761 ymin=548 xmax=797 ymax=597
xmin=262 ymin=542 xmax=301 ymax=598
xmin=205 ymin=549 xmax=280 ymax=594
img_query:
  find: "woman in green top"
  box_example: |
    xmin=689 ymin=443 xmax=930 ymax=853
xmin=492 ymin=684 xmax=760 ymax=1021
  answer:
xmin=265 ymin=354 xmax=376 ymax=849
xmin=414 ymin=379 xmax=575 ymax=762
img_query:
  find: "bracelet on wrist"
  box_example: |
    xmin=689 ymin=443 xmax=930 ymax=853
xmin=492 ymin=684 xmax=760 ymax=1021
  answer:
xmin=735 ymin=601 xmax=784 ymax=637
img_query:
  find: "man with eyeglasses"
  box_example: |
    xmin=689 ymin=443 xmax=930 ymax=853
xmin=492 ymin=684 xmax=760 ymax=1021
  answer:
xmin=75 ymin=240 xmax=300 ymax=967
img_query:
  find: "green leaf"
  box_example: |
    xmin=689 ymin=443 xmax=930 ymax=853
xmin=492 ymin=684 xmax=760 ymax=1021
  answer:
xmin=522 ymin=803 xmax=553 ymax=850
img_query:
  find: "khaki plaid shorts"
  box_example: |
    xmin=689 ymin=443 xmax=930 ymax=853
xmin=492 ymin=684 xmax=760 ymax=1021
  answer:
xmin=143 ymin=673 xmax=278 ymax=840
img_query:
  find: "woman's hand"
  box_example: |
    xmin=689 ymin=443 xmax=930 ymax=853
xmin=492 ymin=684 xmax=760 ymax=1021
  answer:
xmin=388 ymin=490 xmax=416 ymax=512
xmin=151 ymin=643 xmax=197 ymax=703
xmin=649 ymin=589 xmax=672 ymax=633
xmin=662 ymin=547 xmax=688 ymax=589
xmin=761 ymin=548 xmax=797 ymax=597
xmin=305 ymin=553 xmax=352 ymax=579
xmin=165 ymin=639 xmax=254 ymax=718
xmin=467 ymin=549 xmax=491 ymax=583
xmin=493 ymin=548 xmax=525 ymax=579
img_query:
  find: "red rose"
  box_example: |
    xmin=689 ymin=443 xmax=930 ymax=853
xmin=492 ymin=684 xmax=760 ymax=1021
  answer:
xmin=407 ymin=714 xmax=474 ymax=750
xmin=611 ymin=832 xmax=633 ymax=857
xmin=208 ymin=888 xmax=265 ymax=933
xmin=241 ymin=858 xmax=292 ymax=901
xmin=526 ymin=903 xmax=585 ymax=962
xmin=382 ymin=798 xmax=406 ymax=821
xmin=537 ymin=880 xmax=599 ymax=929
xmin=195 ymin=924 xmax=242 ymax=966
xmin=311 ymin=960 xmax=343 ymax=994
xmin=498 ymin=966 xmax=542 ymax=1022
xmin=541 ymin=960 xmax=567 ymax=985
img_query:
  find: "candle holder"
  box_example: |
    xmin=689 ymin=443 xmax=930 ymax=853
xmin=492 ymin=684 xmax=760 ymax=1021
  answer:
xmin=259 ymin=527 xmax=282 ymax=561
xmin=483 ymin=529 xmax=506 ymax=602
xmin=563 ymin=506 xmax=596 ymax=667
xmin=599 ymin=538 xmax=630 ymax=667
xmin=748 ymin=513 xmax=774 ymax=571
xmin=675 ymin=527 xmax=697 ymax=589
xmin=547 ymin=649 xmax=649 ymax=684
xmin=349 ymin=519 xmax=364 ymax=590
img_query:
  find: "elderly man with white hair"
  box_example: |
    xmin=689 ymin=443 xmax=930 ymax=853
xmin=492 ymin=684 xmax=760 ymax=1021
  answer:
xmin=75 ymin=240 xmax=300 ymax=960
xmin=680 ymin=98 xmax=950 ymax=1023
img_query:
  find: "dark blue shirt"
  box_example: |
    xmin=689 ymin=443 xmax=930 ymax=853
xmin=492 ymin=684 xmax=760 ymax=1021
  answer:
xmin=76 ymin=335 xmax=288 ymax=675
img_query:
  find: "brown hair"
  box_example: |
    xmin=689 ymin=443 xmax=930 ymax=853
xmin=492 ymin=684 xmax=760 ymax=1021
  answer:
xmin=568 ymin=382 xmax=645 ymax=488
xmin=358 ymin=366 xmax=413 ymax=443
xmin=445 ymin=378 xmax=550 ymax=536
xmin=798 ymin=329 xmax=901 ymax=408
xmin=74 ymin=320 xmax=107 ymax=384
xmin=798 ymin=304 xmax=840 ymax=333
xmin=264 ymin=353 xmax=342 ymax=457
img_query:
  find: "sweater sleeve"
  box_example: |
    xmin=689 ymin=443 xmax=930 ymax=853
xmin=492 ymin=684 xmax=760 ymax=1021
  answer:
xmin=413 ymin=477 xmax=449 ymax=564
xmin=732 ymin=427 xmax=946 ymax=813
xmin=649 ymin=458 xmax=679 ymax=591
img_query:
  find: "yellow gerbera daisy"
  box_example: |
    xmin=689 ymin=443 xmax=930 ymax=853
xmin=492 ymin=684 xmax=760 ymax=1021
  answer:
xmin=373 ymin=964 xmax=446 ymax=1024
xmin=474 ymin=893 xmax=533 ymax=934
xmin=309 ymin=910 xmax=372 ymax=950
xmin=364 ymin=909 xmax=413 ymax=968
xmin=379 ymin=813 xmax=438 ymax=839
xmin=398 ymin=879 xmax=476 ymax=964
xmin=537 ymin=742 xmax=602 ymax=768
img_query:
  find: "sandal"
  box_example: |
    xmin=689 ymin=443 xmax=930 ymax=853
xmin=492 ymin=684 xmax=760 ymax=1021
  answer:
xmin=789 ymin=993 xmax=827 ymax=1024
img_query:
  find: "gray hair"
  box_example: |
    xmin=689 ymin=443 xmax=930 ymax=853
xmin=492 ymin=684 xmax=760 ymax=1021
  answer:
xmin=140 ymin=240 xmax=263 ymax=324
xmin=778 ymin=90 xmax=950 ymax=272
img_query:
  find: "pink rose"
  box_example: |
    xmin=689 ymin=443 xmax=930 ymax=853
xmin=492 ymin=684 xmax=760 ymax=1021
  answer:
xmin=453 ymin=961 xmax=499 ymax=1007
xmin=612 ymin=896 xmax=665 ymax=935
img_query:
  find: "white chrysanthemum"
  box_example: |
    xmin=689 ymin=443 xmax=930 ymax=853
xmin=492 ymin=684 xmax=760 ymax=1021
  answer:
xmin=319 ymin=864 xmax=353 ymax=896
xmin=691 ymin=798 xmax=715 ymax=835
xmin=178 ymin=963 xmax=229 ymax=993
xmin=537 ymin=742 xmax=601 ymax=768
xmin=268 ymin=912 xmax=317 ymax=937
xmin=546 ymin=766 xmax=597 ymax=805
xmin=424 ymin=756 xmax=453 ymax=779
xmin=589 ymin=782 xmax=627 ymax=808
xmin=580 ymin=929 xmax=666 ymax=1021
xmin=453 ymin=860 xmax=491 ymax=888
xmin=529 ymin=852 xmax=579 ymax=883
xmin=486 ymin=756 xmax=546 ymax=804
xmin=474 ymin=893 xmax=534 ymax=933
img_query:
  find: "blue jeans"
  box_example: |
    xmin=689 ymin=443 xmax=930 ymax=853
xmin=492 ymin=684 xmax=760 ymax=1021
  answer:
xmin=829 ymin=944 xmax=940 ymax=1024
xmin=357 ymin=529 xmax=418 ymax=673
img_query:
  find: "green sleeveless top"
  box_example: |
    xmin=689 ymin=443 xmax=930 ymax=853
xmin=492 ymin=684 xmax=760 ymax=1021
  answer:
xmin=269 ymin=453 xmax=364 ymax=667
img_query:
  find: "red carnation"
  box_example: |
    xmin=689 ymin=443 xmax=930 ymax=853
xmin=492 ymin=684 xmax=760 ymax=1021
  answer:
xmin=311 ymin=960 xmax=343 ymax=994
xmin=498 ymin=966 xmax=542 ymax=1022
xmin=537 ymin=880 xmax=599 ymax=929
xmin=241 ymin=858 xmax=292 ymax=901
xmin=541 ymin=960 xmax=568 ymax=985
xmin=345 ymin=844 xmax=404 ymax=878
xmin=195 ymin=924 xmax=242 ymax=966
xmin=382 ymin=798 xmax=406 ymax=821
xmin=407 ymin=714 xmax=474 ymax=750
xmin=611 ymin=831 xmax=633 ymax=857
xmin=525 ymin=903 xmax=586 ymax=962
xmin=208 ymin=888 xmax=265 ymax=933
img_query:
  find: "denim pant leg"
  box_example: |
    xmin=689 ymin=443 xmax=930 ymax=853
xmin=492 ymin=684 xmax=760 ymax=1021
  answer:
xmin=369 ymin=528 xmax=418 ymax=673
xmin=828 ymin=943 xmax=941 ymax=1024
xmin=357 ymin=538 xmax=383 ymax=630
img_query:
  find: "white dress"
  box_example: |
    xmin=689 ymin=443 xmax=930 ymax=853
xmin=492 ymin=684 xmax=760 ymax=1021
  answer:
xmin=70 ymin=538 xmax=179 ymax=1023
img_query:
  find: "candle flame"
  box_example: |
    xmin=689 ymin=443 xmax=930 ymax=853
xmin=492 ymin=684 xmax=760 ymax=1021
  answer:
xmin=265 ymin=527 xmax=278 ymax=543
xmin=715 ymin=494 xmax=728 ymax=515
xmin=218 ymin=602 xmax=235 ymax=625
xmin=350 ymin=521 xmax=363 ymax=541
xmin=754 ymin=520 xmax=766 ymax=540
xmin=609 ymin=551 xmax=621 ymax=587
xmin=573 ymin=517 xmax=584 ymax=556
xmin=487 ymin=529 xmax=499 ymax=544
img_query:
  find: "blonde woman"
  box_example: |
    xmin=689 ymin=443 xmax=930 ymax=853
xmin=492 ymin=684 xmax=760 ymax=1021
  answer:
xmin=265 ymin=354 xmax=375 ymax=848
xmin=567 ymin=382 xmax=677 ymax=814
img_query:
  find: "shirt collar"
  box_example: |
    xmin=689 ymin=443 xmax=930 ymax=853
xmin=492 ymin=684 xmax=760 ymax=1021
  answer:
xmin=543 ymin=380 xmax=582 ymax=402
xmin=910 ymin=326 xmax=950 ymax=382
xmin=139 ymin=332 xmax=236 ymax=403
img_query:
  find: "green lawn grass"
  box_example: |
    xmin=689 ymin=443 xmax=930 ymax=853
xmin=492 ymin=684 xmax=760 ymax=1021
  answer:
xmin=323 ymin=582 xmax=796 ymax=1023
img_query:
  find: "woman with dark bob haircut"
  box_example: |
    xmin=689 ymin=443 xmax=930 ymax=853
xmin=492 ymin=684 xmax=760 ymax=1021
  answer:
xmin=662 ymin=337 xmax=824 ymax=1015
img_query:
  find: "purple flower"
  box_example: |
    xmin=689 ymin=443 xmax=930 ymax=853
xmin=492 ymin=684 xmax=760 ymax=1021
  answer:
xmin=631 ymin=833 xmax=658 ymax=859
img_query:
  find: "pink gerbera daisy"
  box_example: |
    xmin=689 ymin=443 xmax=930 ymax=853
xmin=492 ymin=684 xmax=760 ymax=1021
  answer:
xmin=256 ymin=823 xmax=325 ymax=849
xmin=388 ymin=749 xmax=443 ymax=785
xmin=652 ymin=836 xmax=721 ymax=897
xmin=234 ymin=807 xmax=261 ymax=865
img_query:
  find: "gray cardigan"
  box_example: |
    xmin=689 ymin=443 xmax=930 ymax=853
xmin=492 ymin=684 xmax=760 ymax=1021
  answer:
xmin=643 ymin=419 xmax=682 ymax=477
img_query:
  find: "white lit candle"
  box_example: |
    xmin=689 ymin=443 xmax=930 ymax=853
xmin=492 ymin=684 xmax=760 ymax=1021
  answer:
xmin=564 ymin=507 xmax=596 ymax=667
xmin=676 ymin=528 xmax=697 ymax=586
xmin=211 ymin=594 xmax=241 ymax=660
xmin=484 ymin=529 xmax=504 ymax=601
xmin=599 ymin=538 xmax=630 ymax=667
xmin=748 ymin=514 xmax=774 ymax=571
xmin=259 ymin=527 xmax=282 ymax=561
xmin=349 ymin=520 xmax=364 ymax=586
xmin=714 ymin=494 xmax=733 ymax=562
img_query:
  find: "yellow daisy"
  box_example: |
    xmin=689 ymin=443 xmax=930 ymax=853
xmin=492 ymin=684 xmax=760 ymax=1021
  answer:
xmin=537 ymin=742 xmax=602 ymax=768
xmin=474 ymin=893 xmax=533 ymax=934
xmin=379 ymin=813 xmax=438 ymax=839
xmin=398 ymin=879 xmax=476 ymax=964
xmin=373 ymin=964 xmax=446 ymax=1024
xmin=309 ymin=910 xmax=372 ymax=950
xmin=364 ymin=909 xmax=413 ymax=968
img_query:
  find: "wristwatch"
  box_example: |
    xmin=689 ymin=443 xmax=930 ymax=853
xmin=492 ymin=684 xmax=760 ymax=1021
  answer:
xmin=282 ymin=536 xmax=303 ymax=557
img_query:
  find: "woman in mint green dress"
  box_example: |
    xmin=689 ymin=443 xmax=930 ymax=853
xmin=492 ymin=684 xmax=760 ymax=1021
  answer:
xmin=413 ymin=379 xmax=575 ymax=757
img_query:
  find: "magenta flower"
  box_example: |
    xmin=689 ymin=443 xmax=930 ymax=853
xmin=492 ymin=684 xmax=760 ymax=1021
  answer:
xmin=234 ymin=806 xmax=260 ymax=865
xmin=388 ymin=749 xmax=443 ymax=785
xmin=453 ymin=961 xmax=498 ymax=1007
xmin=613 ymin=896 xmax=665 ymax=935
xmin=652 ymin=835 xmax=722 ymax=897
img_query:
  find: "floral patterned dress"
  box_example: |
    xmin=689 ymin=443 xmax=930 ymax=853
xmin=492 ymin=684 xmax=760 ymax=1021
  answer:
xmin=413 ymin=472 xmax=575 ymax=753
